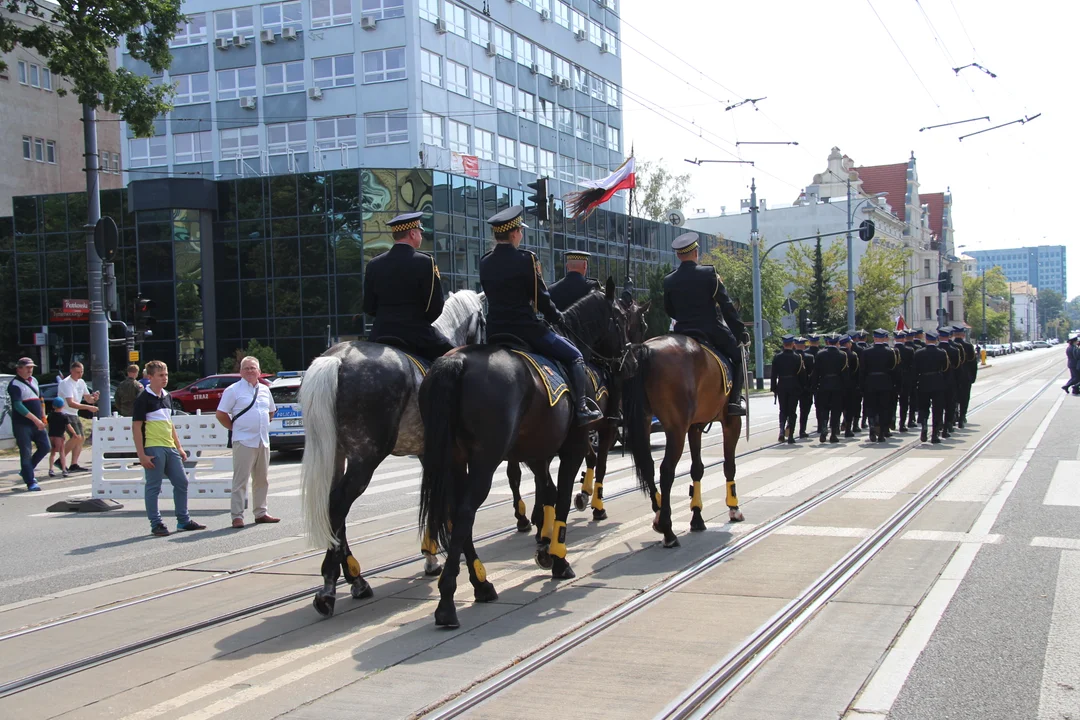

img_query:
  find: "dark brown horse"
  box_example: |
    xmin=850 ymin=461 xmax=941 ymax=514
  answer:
xmin=622 ymin=335 xmax=745 ymax=548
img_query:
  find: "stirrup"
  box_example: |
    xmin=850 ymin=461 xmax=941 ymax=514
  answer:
xmin=726 ymin=401 xmax=746 ymax=417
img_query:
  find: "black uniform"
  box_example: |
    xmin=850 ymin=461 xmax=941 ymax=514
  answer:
xmin=548 ymin=272 xmax=601 ymax=312
xmin=914 ymin=343 xmax=950 ymax=440
xmin=770 ymin=348 xmax=805 ymax=441
xmin=939 ymin=339 xmax=961 ymax=433
xmin=897 ymin=342 xmax=916 ymax=430
xmin=842 ymin=345 xmax=861 ymax=436
xmin=957 ymin=337 xmax=977 ymax=424
xmin=860 ymin=343 xmax=897 ymax=440
xmin=798 ymin=347 xmax=816 ymax=437
xmin=811 ymin=346 xmax=847 ymax=441
xmin=363 ymin=243 xmax=453 ymax=361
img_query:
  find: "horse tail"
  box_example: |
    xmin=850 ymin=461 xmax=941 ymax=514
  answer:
xmin=301 ymin=355 xmax=342 ymax=549
xmin=418 ymin=354 xmax=466 ymax=551
xmin=623 ymin=344 xmax=654 ymax=496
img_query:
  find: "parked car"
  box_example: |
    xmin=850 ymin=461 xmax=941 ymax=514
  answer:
xmin=268 ymin=371 xmax=305 ymax=452
xmin=1033 ymin=340 xmax=1051 ymax=349
xmin=169 ymin=373 xmax=271 ymax=413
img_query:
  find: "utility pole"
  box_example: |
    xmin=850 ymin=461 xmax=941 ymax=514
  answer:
xmin=750 ymin=178 xmax=763 ymax=389
xmin=981 ymin=269 xmax=987 ymax=341
xmin=845 ymin=178 xmax=856 ymax=334
xmin=83 ymin=103 xmax=111 ymax=417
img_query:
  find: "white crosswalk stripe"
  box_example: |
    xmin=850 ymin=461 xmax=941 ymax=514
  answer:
xmin=1042 ymin=460 xmax=1080 ymax=507
xmin=936 ymin=458 xmax=1013 ymax=502
xmin=1038 ymin=550 xmax=1080 ymax=719
xmin=747 ymin=456 xmax=864 ymax=498
xmin=844 ymin=457 xmax=944 ymax=500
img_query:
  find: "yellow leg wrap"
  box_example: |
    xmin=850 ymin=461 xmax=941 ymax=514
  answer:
xmin=581 ymin=467 xmax=595 ymax=495
xmin=541 ymin=505 xmax=556 ymax=541
xmin=549 ymin=521 xmax=567 ymax=559
xmin=654 ymin=491 xmax=662 ymax=509
xmin=516 ymin=499 xmax=527 ymax=518
xmin=591 ymin=481 xmax=604 ymax=511
xmin=726 ymin=480 xmax=739 ymax=508
xmin=472 ymin=559 xmax=487 ymax=583
xmin=691 ymin=480 xmax=703 ymax=512
xmin=421 ymin=533 xmax=438 ymax=556
xmin=346 ymin=555 xmax=361 ymax=578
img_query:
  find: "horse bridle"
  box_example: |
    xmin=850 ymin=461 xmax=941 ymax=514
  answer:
xmin=559 ymin=299 xmax=633 ymax=374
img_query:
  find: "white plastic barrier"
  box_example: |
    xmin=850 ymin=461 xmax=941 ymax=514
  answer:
xmin=91 ymin=412 xmax=234 ymax=499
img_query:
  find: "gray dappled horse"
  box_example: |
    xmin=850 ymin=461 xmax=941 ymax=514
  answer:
xmin=301 ymin=290 xmax=486 ymax=617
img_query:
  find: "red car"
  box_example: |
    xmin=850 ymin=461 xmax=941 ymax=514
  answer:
xmin=169 ymin=373 xmax=271 ymax=413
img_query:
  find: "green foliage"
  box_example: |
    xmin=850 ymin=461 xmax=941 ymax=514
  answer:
xmin=855 ymin=243 xmax=910 ymax=331
xmin=1037 ymin=288 xmax=1065 ymax=337
xmin=1066 ymin=295 xmax=1080 ymax=330
xmin=219 ymin=339 xmax=283 ymax=375
xmin=166 ymin=370 xmax=201 ymax=391
xmin=963 ymin=267 xmax=1011 ymax=341
xmin=634 ymin=160 xmax=692 ymax=222
xmin=0 ymin=1 xmax=183 ymax=137
xmin=642 ymin=263 xmax=672 ymax=339
xmin=784 ymin=237 xmax=846 ymax=331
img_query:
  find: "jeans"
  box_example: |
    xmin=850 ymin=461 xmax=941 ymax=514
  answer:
xmin=143 ymin=446 xmax=191 ymax=529
xmin=13 ymin=422 xmax=49 ymax=486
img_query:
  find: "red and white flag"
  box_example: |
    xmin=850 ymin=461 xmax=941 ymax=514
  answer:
xmin=566 ymin=157 xmax=636 ymax=219
xmin=896 ymin=314 xmax=907 ymax=331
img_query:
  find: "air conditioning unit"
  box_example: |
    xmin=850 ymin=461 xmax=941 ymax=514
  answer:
xmin=360 ymin=15 xmax=377 ymax=29
xmin=232 ymin=34 xmax=249 ymax=47
xmin=530 ymin=63 xmax=539 ymax=75
xmin=260 ymin=29 xmax=276 ymax=43
xmin=560 ymin=77 xmax=570 ymax=89
xmin=574 ymin=29 xmax=586 ymax=41
xmin=308 ymin=86 xmax=323 ymax=99
xmin=282 ymin=26 xmax=298 ymax=39
xmin=434 ymin=17 xmax=447 ymax=33
xmin=551 ymin=73 xmax=564 ymax=86
xmin=215 ymin=37 xmax=231 ymax=49
xmin=239 ymin=95 xmax=257 ymax=109
xmin=540 ymin=8 xmax=550 ymax=20
xmin=600 ymin=41 xmax=610 ymax=54
xmin=485 ymin=41 xmax=496 ymax=56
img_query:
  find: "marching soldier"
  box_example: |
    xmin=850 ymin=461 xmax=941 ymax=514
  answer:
xmin=954 ymin=326 xmax=977 ymax=427
xmin=480 ymin=206 xmax=602 ymax=426
xmin=363 ymin=212 xmax=454 ymax=362
xmin=911 ymin=329 xmax=926 ymax=349
xmin=860 ymin=329 xmax=897 ymax=443
xmin=795 ymin=336 xmax=816 ymax=438
xmin=840 ymin=335 xmax=861 ymax=437
xmin=914 ymin=330 xmax=950 ymax=443
xmin=854 ymin=330 xmax=870 ymax=430
xmin=937 ymin=328 xmax=960 ymax=437
xmin=771 ymin=335 xmax=805 ymax=444
xmin=896 ymin=331 xmax=917 ymax=432
xmin=664 ymin=232 xmax=748 ymax=416
xmin=549 ymin=250 xmax=601 ymax=311
xmin=811 ymin=334 xmax=847 ymax=443
xmin=806 ymin=334 xmax=822 ymax=359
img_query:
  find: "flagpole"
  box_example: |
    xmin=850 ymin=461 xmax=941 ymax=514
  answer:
xmin=625 ymin=148 xmax=634 ymax=291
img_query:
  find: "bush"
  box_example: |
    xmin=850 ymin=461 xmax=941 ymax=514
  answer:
xmin=167 ymin=371 xmax=201 ymax=391
xmin=218 ymin=339 xmax=283 ymax=375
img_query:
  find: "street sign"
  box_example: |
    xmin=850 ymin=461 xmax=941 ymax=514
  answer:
xmin=858 ymin=220 xmax=875 ymax=242
xmin=128 ymin=350 xmax=140 ymax=363
xmin=33 ymin=332 xmax=47 ymax=346
xmin=94 ymin=216 xmax=119 ymax=263
xmin=782 ymin=297 xmax=799 ymax=314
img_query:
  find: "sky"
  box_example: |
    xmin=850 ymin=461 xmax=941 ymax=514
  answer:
xmin=618 ymin=0 xmax=1079 ymax=300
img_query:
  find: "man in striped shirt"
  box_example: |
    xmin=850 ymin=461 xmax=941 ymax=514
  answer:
xmin=132 ymin=361 xmax=207 ymax=537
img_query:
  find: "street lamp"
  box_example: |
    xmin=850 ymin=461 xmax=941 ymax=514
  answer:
xmin=845 ymin=181 xmax=888 ymax=333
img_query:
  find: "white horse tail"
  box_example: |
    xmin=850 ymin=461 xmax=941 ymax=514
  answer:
xmin=301 ymin=355 xmax=342 ymax=549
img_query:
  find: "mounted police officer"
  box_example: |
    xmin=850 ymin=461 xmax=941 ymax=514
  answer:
xmin=362 ymin=212 xmax=454 ymax=362
xmin=896 ymin=331 xmax=917 ymax=432
xmin=549 ymin=250 xmax=601 ymax=311
xmin=771 ymin=335 xmax=805 ymax=444
xmin=795 ymin=336 xmax=815 ymax=438
xmin=811 ymin=334 xmax=847 ymax=443
xmin=663 ymin=232 xmax=747 ymax=416
xmin=479 ymin=206 xmax=602 ymax=426
xmin=860 ymin=329 xmax=897 ymax=443
xmin=914 ymin=330 xmax=950 ymax=443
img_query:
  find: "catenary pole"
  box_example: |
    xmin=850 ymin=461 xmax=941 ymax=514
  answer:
xmin=83 ymin=103 xmax=111 ymax=417
xmin=750 ymin=178 xmax=763 ymax=389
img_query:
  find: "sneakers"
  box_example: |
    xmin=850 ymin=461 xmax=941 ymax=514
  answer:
xmin=62 ymin=471 xmax=69 ymax=478
xmin=27 ymin=482 xmax=41 ymax=492
xmin=177 ymin=520 xmax=207 ymax=532
xmin=151 ymin=524 xmax=170 ymax=537
xmin=68 ymin=463 xmax=89 ymax=473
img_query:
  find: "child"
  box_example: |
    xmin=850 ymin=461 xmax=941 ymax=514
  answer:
xmin=47 ymin=398 xmax=75 ymax=478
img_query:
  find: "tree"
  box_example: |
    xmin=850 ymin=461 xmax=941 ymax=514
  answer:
xmin=0 ymin=1 xmax=184 ymax=137
xmin=642 ymin=263 xmax=672 ymax=339
xmin=634 ymin=159 xmax=692 ymax=221
xmin=1037 ymin=288 xmax=1065 ymax=336
xmin=963 ymin=267 xmax=1010 ymax=342
xmin=783 ymin=237 xmax=846 ymax=331
xmin=855 ymin=244 xmax=910 ymax=332
xmin=219 ymin=339 xmax=283 ymax=375
xmin=1066 ymin=295 xmax=1080 ymax=331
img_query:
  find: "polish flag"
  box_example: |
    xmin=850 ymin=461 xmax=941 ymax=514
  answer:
xmin=896 ymin=314 xmax=907 ymax=331
xmin=566 ymin=157 xmax=636 ymax=219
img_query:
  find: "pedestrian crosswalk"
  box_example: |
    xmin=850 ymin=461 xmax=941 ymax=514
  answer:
xmin=1042 ymin=460 xmax=1079 ymax=507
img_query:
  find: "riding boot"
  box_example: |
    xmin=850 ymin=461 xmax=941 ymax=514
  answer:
xmin=726 ymin=359 xmax=746 ymax=416
xmin=569 ymin=358 xmax=602 ymax=426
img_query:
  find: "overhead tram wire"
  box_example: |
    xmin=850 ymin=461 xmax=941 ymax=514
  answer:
xmin=864 ymin=0 xmax=943 ymax=112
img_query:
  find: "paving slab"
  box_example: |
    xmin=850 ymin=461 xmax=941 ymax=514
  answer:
xmin=794 ymin=495 xmax=909 ymax=529
xmin=903 ymin=499 xmax=983 ymax=533
xmin=836 ymin=538 xmax=961 ymax=607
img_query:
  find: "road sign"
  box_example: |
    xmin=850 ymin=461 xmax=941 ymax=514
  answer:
xmin=94 ymin=216 xmax=119 ymax=263
xmin=33 ymin=332 xmax=47 ymax=346
xmin=782 ymin=297 xmax=799 ymax=314
xmin=858 ymin=219 xmax=875 ymax=242
xmin=128 ymin=350 xmax=140 ymax=363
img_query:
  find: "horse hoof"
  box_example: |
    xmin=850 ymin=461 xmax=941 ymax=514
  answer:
xmin=350 ymin=579 xmax=374 ymax=600
xmin=551 ymin=556 xmax=576 ymax=579
xmin=313 ymin=593 xmax=336 ymax=618
xmin=516 ymin=517 xmax=532 ymax=533
xmin=424 ymin=555 xmax=443 ymax=577
xmin=663 ymin=534 xmax=681 ymax=549
xmin=574 ymin=493 xmax=588 ymax=512
xmin=535 ymin=546 xmax=554 ymax=570
xmin=652 ymin=520 xmax=663 ymax=535
xmin=434 ymin=600 xmax=460 ymax=629
xmin=729 ymin=509 xmax=745 ymax=523
xmin=473 ymin=581 xmax=498 ymax=603
xmin=690 ymin=514 xmax=706 ymax=532
xmin=592 ymin=508 xmax=608 ymax=522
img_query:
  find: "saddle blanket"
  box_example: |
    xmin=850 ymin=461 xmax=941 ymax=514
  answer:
xmin=509 ymin=350 xmax=607 ymax=407
xmin=671 ymin=334 xmax=733 ymax=396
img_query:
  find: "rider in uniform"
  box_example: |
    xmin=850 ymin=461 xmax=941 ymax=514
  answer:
xmin=362 ymin=211 xmax=454 ymax=362
xmin=549 ymin=250 xmax=601 ymax=311
xmin=914 ymin=330 xmax=949 ymax=443
xmin=479 ymin=206 xmax=602 ymax=426
xmin=795 ymin=336 xmax=815 ymax=439
xmin=770 ymin=335 xmax=805 ymax=444
xmin=860 ymin=329 xmax=897 ymax=442
xmin=811 ymin=334 xmax=847 ymax=443
xmin=663 ymin=232 xmax=747 ymax=416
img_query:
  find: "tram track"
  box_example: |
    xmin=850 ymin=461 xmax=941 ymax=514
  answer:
xmin=0 ymin=355 xmax=1053 ymax=702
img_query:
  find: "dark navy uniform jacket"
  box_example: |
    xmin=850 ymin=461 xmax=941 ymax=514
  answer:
xmin=860 ymin=344 xmax=897 ymax=392
xmin=770 ymin=349 xmax=805 ymax=393
xmin=940 ymin=340 xmax=961 ymax=388
xmin=811 ymin=347 xmax=848 ymax=392
xmin=800 ymin=350 xmax=816 ymax=393
xmin=898 ymin=343 xmax=916 ymax=389
xmin=549 ymin=272 xmax=601 ymax=312
xmin=363 ymin=243 xmax=451 ymax=357
xmin=663 ymin=261 xmax=745 ymax=359
xmin=480 ymin=242 xmax=568 ymax=345
xmin=959 ymin=339 xmax=978 ymax=383
xmin=914 ymin=345 xmax=949 ymax=392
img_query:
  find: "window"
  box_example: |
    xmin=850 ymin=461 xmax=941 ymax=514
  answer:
xmin=221 ymin=126 xmax=261 ymax=158
xmin=41 ymin=68 xmax=52 ymax=91
xmin=557 ymin=107 xmax=572 ymax=134
xmin=363 ymin=48 xmax=406 ymax=83
xmin=517 ymin=90 xmax=535 ymax=122
xmin=577 ymin=161 xmax=591 ymax=185
xmin=539 ymin=149 xmax=555 ymax=178
xmin=606 ymin=80 xmax=618 ymax=106
xmin=535 ymin=0 xmax=551 ymax=17
xmin=575 ymin=112 xmax=589 ymax=140
xmin=111 ymin=152 xmax=121 ymax=173
xmin=497 ymin=135 xmax=516 ymax=167
xmin=418 ymin=0 xmax=438 ymax=21
xmin=448 ymin=119 xmax=469 ymax=153
xmin=475 ymin=128 xmax=494 ymax=160
xmin=216 ymin=67 xmax=256 ymax=100
xmin=262 ymin=1 xmax=303 ymax=31
xmin=265 ymin=61 xmax=304 ymax=94
xmin=554 ymin=1 xmax=569 ymax=28
xmin=174 ymin=131 xmax=213 ymax=164
xmin=315 ymin=116 xmax=357 ymax=150
xmin=267 ymin=121 xmax=307 ymax=153
xmin=496 ymin=81 xmax=514 ymax=112
xmin=589 ymin=73 xmax=604 ymax=100
xmin=313 ymin=54 xmax=354 ymax=88
xmin=472 ymin=70 xmax=492 ymax=105
xmin=493 ymin=26 xmax=512 ymax=59
xmin=21 ymin=136 xmax=31 ymax=160
xmin=17 ymin=60 xmax=27 ymax=84
xmin=555 ymin=56 xmax=571 ymax=81
xmin=29 ymin=63 xmax=39 ymax=88
xmin=362 ymin=0 xmax=404 ymax=19
xmin=516 ymin=36 xmax=533 ymax=66
xmin=588 ymin=19 xmax=602 ymax=46
xmin=365 ymin=110 xmax=408 ymax=145
xmin=446 ymin=60 xmax=468 ymax=95
xmin=923 ymin=259 xmax=932 ymax=279
xmin=311 ymin=0 xmax=351 ymax=26
xmin=46 ymin=140 xmax=56 ymax=164
xmin=572 ymin=9 xmax=586 ymax=36
xmin=603 ymin=28 xmax=617 ymax=54
xmin=215 ymin=7 xmax=254 ymax=38
xmin=923 ymin=296 xmax=932 ymax=320
xmin=172 ymin=13 xmax=207 ymax=45
xmin=520 ymin=144 xmax=536 ymax=173
xmin=538 ymin=98 xmax=554 ymax=128
xmin=535 ymin=47 xmax=552 ymax=77
xmin=173 ymin=73 xmax=210 ymax=104
xmin=444 ymin=2 xmax=466 ymax=36
xmin=470 ymin=14 xmax=489 ymax=46
xmin=573 ymin=65 xmax=587 ymax=93
xmin=422 ymin=113 xmax=444 ymax=147
xmin=948 ymin=301 xmax=954 ymax=320
xmin=592 ymin=118 xmax=604 ymax=144
xmin=101 ymin=152 xmax=110 ymax=172
xmin=558 ymin=155 xmax=574 ymax=182
xmin=420 ymin=50 xmax=441 ymax=86
xmin=129 ymin=136 xmax=167 ymax=167
xmin=607 ymin=125 xmax=619 ymax=151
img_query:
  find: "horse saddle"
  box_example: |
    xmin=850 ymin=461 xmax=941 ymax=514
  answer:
xmin=670 ymin=333 xmax=733 ymax=396
xmin=375 ymin=337 xmax=431 ymax=377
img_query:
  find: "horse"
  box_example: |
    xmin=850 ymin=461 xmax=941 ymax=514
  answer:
xmin=300 ymin=289 xmax=487 ymax=617
xmin=621 ymin=334 xmax=746 ymax=549
xmin=505 ymin=298 xmax=651 ymax=536
xmin=418 ymin=280 xmax=633 ymax=629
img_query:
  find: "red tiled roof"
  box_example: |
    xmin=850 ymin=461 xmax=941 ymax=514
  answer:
xmin=854 ymin=162 xmax=907 ymax=221
xmin=921 ymin=192 xmax=945 ymax=241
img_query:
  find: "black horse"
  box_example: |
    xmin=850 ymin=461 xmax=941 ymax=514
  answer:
xmin=418 ymin=281 xmax=633 ymax=629
xmin=300 ymin=290 xmax=486 ymax=617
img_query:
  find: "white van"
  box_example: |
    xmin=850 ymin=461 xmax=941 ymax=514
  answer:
xmin=268 ymin=371 xmax=305 ymax=452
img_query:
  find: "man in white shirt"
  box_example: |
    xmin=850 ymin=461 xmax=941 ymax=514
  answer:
xmin=57 ymin=361 xmax=98 ymax=473
xmin=216 ymin=356 xmax=279 ymax=528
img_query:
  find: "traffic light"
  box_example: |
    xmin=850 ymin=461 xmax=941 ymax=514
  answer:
xmin=937 ymin=271 xmax=949 ymax=294
xmin=525 ymin=177 xmax=549 ymax=223
xmin=946 ymin=269 xmax=955 ymax=292
xmin=134 ymin=295 xmax=157 ymax=340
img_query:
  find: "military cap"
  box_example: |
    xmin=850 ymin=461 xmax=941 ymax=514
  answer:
xmin=782 ymin=334 xmax=795 ymax=344
xmin=564 ymin=250 xmax=592 ymax=261
xmin=952 ymin=325 xmax=966 ymax=333
xmin=925 ymin=332 xmax=938 ymax=342
xmin=387 ymin=211 xmax=424 ymax=232
xmin=672 ymin=232 xmax=700 ymax=256
xmin=912 ymin=328 xmax=925 ymax=336
xmin=487 ymin=205 xmax=529 ymax=234
xmin=873 ymin=328 xmax=889 ymax=339
xmin=794 ymin=336 xmax=807 ymax=345
xmin=896 ymin=330 xmax=907 ymax=339
xmin=840 ymin=334 xmax=852 ymax=344
xmin=807 ymin=333 xmax=820 ymax=342
xmin=825 ymin=334 xmax=839 ymax=345
xmin=937 ymin=328 xmax=951 ymax=338
xmin=854 ymin=330 xmax=867 ymax=340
